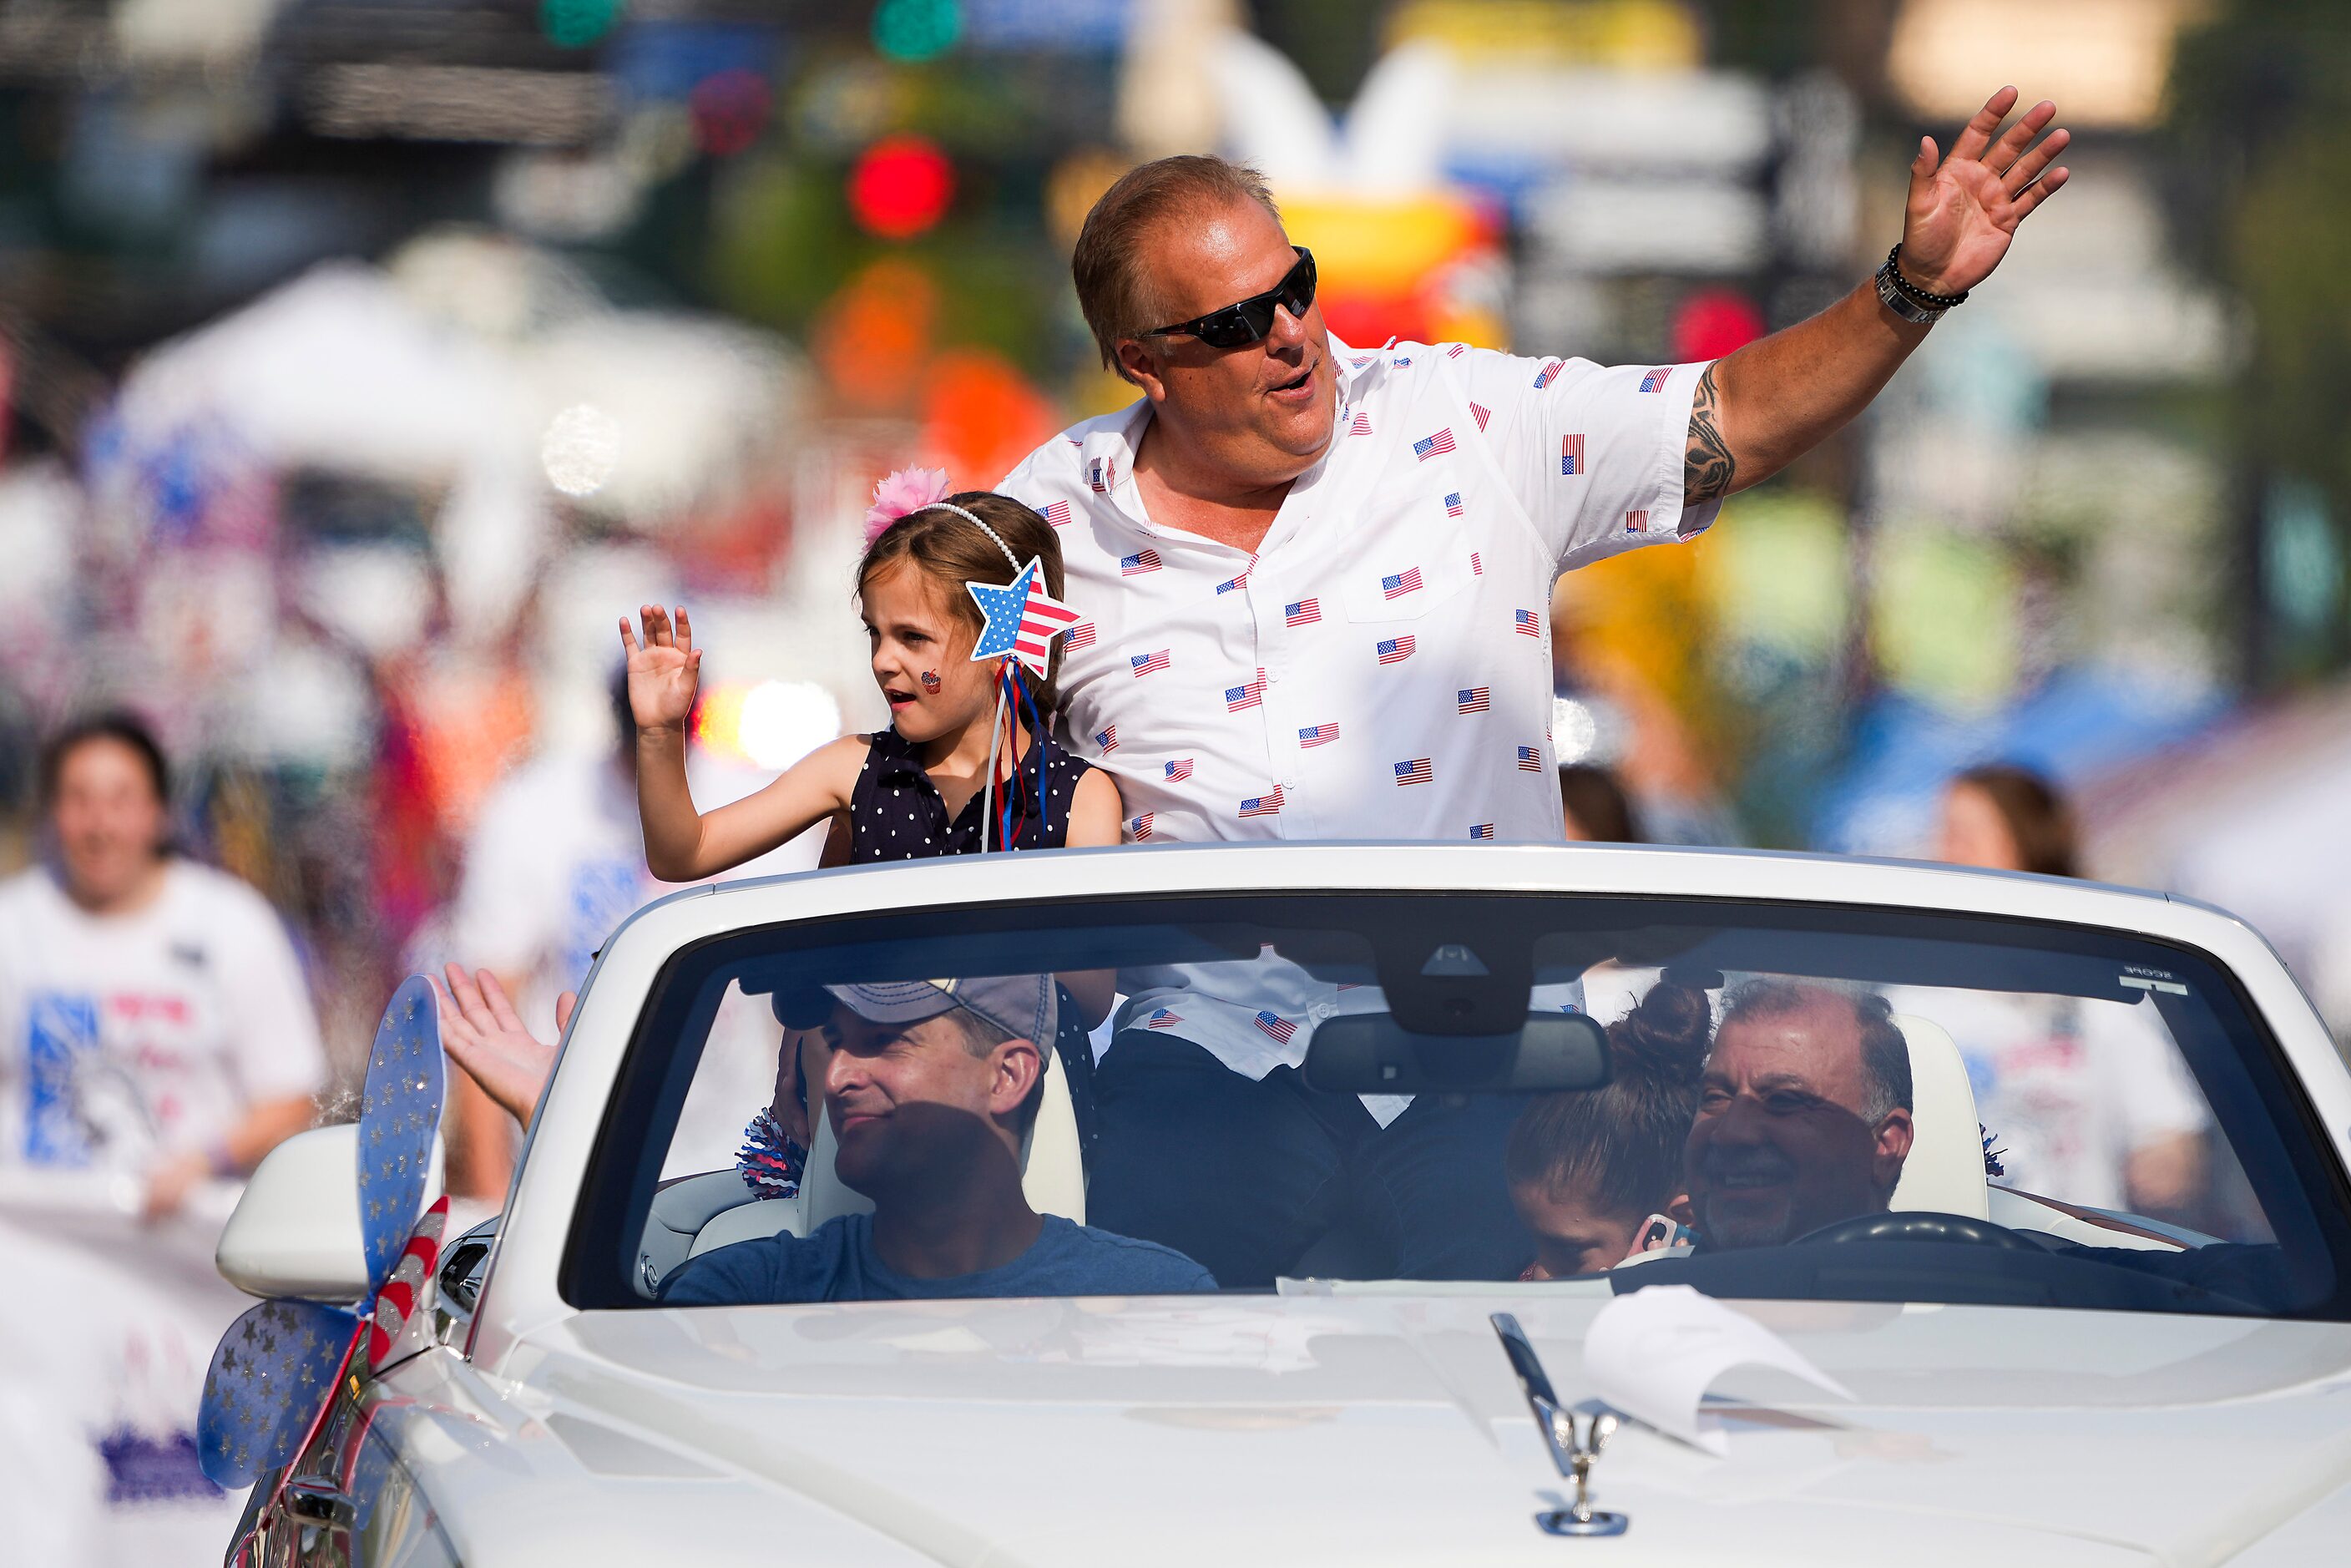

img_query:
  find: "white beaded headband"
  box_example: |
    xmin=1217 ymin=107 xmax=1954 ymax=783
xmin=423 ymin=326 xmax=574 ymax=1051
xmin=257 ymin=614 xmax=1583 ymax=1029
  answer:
xmin=920 ymin=502 xmax=1022 ymax=575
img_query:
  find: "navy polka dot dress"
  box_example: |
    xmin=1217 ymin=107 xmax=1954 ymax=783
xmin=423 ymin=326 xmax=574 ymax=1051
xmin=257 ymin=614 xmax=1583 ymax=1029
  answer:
xmin=846 ymin=720 xmax=1091 ymax=862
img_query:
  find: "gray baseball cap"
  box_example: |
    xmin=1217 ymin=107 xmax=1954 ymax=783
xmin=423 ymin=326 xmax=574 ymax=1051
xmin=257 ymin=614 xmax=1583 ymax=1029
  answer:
xmin=814 ymin=974 xmax=1058 ymax=1045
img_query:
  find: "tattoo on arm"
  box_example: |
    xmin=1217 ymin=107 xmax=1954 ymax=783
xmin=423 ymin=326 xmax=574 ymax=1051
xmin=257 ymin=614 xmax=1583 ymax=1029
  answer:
xmin=1682 ymin=362 xmax=1737 ymax=504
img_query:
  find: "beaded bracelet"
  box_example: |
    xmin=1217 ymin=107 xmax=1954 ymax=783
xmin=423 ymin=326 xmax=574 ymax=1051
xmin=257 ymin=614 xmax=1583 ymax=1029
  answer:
xmin=1885 ymin=243 xmax=1969 ymax=308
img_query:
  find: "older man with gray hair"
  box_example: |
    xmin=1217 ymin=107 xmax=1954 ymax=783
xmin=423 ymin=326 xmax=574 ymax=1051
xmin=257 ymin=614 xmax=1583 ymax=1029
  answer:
xmin=990 ymin=89 xmax=2065 ymax=1287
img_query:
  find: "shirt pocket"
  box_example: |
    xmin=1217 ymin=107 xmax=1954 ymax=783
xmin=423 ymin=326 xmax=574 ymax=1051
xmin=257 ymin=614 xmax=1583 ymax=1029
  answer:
xmin=1338 ymin=543 xmax=1476 ymax=624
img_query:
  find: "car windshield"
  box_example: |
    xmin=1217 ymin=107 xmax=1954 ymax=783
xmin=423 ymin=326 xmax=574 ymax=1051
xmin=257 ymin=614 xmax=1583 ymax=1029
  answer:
xmin=565 ymin=891 xmax=2351 ymax=1319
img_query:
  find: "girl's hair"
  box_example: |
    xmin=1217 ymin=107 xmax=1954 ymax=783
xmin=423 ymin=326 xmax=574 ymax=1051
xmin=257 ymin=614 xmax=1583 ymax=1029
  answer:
xmin=1951 ymin=762 xmax=2075 ymax=878
xmin=857 ymin=490 xmax=1069 ymax=706
xmin=1504 ymin=974 xmax=1712 ymax=1224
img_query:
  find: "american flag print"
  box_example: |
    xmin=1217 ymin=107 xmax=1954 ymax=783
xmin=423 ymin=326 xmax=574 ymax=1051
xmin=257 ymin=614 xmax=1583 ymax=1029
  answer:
xmin=1534 ymin=358 xmax=1565 ymax=390
xmin=1562 ymin=433 xmax=1585 ymax=476
xmin=1349 ymin=409 xmax=1373 ymax=437
xmin=1130 ymin=649 xmax=1170 ymax=676
xmin=1458 ymin=686 xmax=1490 ymax=713
xmin=1517 ymin=746 xmax=1543 ymax=772
xmin=1145 ymin=1007 xmax=1185 ymax=1029
xmin=1285 ymin=597 xmax=1321 ymax=626
xmin=1010 ymin=585 xmax=1082 ymax=672
xmin=1382 ymin=567 xmax=1423 ymax=599
xmin=1253 ymin=1010 xmax=1297 ymax=1044
xmin=1377 ymin=635 xmax=1416 ymax=665
xmin=1470 ymin=822 xmax=1495 ymax=840
xmin=1299 ymin=722 xmax=1340 ymax=748
xmin=1130 ymin=812 xmax=1155 ymax=841
xmin=1043 ymin=499 xmax=1071 ymax=528
xmin=1470 ymin=550 xmax=1483 ymax=576
xmin=1639 ymin=367 xmax=1672 ymax=392
xmin=1394 ymin=757 xmax=1433 ymax=787
xmin=1413 ymin=428 xmax=1457 ymax=461
xmin=1624 ymin=509 xmax=1649 ymax=534
xmin=1470 ymin=401 xmax=1492 ymax=431
xmin=1088 ymin=458 xmax=1109 ymax=493
xmin=1239 ymin=787 xmax=1283 ymax=818
xmin=1164 ymin=756 xmax=1194 ymax=782
xmin=1226 ymin=669 xmax=1267 ymax=711
xmin=1095 ymin=725 xmax=1119 ymax=753
xmin=1444 ymin=492 xmax=1464 ymax=518
xmin=1121 ymin=549 xmax=1162 ymax=576
xmin=1514 ymin=609 xmax=1540 ymax=638
xmin=1064 ymin=621 xmax=1096 ymax=650
xmin=1445 ymin=341 xmax=1467 ymax=358
xmin=1216 ymin=571 xmax=1249 ymax=594
xmin=1391 ymin=355 xmax=1413 ymax=367
xmin=1349 ymin=354 xmax=1373 ymax=368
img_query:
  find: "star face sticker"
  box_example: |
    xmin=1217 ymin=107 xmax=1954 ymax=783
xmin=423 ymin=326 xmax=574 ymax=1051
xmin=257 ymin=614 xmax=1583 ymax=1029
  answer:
xmin=965 ymin=556 xmax=1079 ymax=680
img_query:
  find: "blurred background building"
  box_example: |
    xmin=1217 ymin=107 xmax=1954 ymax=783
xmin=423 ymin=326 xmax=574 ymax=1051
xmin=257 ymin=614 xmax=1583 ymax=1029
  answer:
xmin=1 ymin=0 xmax=2348 ymax=1074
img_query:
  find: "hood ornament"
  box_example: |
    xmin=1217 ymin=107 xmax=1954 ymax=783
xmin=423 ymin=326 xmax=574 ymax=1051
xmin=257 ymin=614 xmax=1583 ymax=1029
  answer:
xmin=1489 ymin=1313 xmax=1629 ymax=1538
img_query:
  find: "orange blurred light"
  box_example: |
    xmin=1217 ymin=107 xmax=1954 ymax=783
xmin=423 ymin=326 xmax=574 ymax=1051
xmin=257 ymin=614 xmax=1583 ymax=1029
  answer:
xmin=919 ymin=348 xmax=1061 ymax=490
xmin=847 ymin=134 xmax=956 ymax=240
xmin=813 ymin=256 xmax=939 ymax=413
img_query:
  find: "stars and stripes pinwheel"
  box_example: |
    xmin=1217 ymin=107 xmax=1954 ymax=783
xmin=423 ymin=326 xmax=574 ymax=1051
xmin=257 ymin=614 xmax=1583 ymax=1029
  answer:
xmin=198 ymin=974 xmax=447 ymax=1491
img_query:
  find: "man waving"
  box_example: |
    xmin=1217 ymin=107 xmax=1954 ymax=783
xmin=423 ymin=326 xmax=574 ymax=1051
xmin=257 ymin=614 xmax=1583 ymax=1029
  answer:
xmin=1013 ymin=89 xmax=2072 ymax=1289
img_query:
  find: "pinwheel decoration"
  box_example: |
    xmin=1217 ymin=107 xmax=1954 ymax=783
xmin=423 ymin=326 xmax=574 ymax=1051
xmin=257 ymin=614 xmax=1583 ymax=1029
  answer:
xmin=198 ymin=975 xmax=446 ymax=1490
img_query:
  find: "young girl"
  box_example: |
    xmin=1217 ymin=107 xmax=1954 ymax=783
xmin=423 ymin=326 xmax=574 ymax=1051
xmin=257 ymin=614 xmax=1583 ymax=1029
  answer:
xmin=626 ymin=479 xmax=1123 ymax=873
xmin=623 ymin=474 xmax=1123 ymax=1200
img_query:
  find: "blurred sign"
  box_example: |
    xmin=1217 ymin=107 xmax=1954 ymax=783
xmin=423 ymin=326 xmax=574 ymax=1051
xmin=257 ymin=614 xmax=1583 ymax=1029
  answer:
xmin=1888 ymin=0 xmax=2202 ymax=129
xmin=1389 ymin=0 xmax=1703 ymax=70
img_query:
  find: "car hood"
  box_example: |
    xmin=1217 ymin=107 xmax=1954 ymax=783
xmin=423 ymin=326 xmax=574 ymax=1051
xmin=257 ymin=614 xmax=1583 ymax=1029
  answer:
xmin=478 ymin=1293 xmax=2351 ymax=1566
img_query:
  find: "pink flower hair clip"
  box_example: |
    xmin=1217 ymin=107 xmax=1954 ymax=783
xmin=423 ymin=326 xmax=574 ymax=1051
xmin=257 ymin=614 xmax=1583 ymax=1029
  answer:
xmin=862 ymin=466 xmax=953 ymax=544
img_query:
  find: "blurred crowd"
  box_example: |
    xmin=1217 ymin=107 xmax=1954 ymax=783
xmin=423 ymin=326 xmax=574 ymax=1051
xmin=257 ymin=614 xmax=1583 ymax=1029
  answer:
xmin=7 ymin=4 xmax=2351 ymax=1553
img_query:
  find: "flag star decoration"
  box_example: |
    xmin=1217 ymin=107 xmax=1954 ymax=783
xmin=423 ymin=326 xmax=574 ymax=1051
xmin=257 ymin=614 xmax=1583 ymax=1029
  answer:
xmin=966 ymin=557 xmax=1079 ymax=679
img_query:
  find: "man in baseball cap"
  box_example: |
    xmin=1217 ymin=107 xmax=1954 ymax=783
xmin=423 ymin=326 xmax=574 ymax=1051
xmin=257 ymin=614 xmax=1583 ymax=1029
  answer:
xmin=662 ymin=973 xmax=1215 ymax=1304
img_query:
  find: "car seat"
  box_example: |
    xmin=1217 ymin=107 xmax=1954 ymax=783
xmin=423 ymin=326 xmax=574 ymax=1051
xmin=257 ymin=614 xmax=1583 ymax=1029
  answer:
xmin=677 ymin=1040 xmax=1087 ymax=1265
xmin=1885 ymin=1012 xmax=1990 ymax=1221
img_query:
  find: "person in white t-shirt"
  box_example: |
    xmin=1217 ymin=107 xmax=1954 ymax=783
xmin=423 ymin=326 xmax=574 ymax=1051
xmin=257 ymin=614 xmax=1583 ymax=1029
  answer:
xmin=994 ymin=99 xmax=2073 ymax=1287
xmin=442 ymin=673 xmax=829 ymax=1194
xmin=1924 ymin=763 xmax=2208 ymax=1216
xmin=0 ymin=714 xmax=323 ymax=1214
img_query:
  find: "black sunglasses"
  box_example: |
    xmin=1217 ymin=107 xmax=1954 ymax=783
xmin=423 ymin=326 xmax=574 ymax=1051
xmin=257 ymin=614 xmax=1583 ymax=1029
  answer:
xmin=1140 ymin=246 xmax=1317 ymax=349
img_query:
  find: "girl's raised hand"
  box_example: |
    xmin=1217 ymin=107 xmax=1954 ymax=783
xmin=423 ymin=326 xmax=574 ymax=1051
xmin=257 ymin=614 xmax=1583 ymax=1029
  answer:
xmin=622 ymin=604 xmax=703 ymax=733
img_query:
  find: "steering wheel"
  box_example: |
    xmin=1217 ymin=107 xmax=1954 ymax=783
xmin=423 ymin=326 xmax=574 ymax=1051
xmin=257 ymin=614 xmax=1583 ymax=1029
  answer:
xmin=1792 ymin=1210 xmax=2041 ymax=1252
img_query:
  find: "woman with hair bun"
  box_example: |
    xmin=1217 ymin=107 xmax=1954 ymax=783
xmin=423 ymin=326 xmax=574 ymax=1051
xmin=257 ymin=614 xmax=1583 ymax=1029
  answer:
xmin=1505 ymin=974 xmax=1712 ymax=1278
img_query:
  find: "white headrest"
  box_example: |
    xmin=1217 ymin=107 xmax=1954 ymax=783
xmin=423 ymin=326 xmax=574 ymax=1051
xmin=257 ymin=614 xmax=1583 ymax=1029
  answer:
xmin=1887 ymin=1012 xmax=1990 ymax=1220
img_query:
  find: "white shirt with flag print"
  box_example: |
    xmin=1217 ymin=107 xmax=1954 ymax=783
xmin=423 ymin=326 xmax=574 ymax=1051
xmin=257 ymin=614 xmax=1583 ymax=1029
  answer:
xmin=1001 ymin=335 xmax=1715 ymax=1085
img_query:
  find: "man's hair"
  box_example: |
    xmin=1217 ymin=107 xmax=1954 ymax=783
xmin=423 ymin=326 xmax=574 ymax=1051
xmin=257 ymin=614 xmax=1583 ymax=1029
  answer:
xmin=1953 ymin=762 xmax=2076 ymax=878
xmin=1071 ymin=154 xmax=1283 ymax=380
xmin=1718 ymin=980 xmax=1912 ymax=1124
xmin=949 ymin=1006 xmax=1049 ymax=1137
xmin=40 ymin=710 xmax=172 ymax=810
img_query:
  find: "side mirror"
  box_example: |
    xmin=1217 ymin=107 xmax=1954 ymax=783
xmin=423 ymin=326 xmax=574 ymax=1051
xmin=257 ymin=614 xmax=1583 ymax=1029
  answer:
xmin=1302 ymin=1011 xmax=1614 ymax=1095
xmin=215 ymin=1124 xmax=445 ymax=1302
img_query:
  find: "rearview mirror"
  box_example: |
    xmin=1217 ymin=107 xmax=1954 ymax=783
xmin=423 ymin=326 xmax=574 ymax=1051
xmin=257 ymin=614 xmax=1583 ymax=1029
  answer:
xmin=1302 ymin=1012 xmax=1612 ymax=1095
xmin=215 ymin=1124 xmax=444 ymax=1302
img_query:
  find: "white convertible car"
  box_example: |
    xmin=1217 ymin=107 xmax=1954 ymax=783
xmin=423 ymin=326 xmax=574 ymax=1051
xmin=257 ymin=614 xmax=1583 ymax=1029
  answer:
xmin=211 ymin=843 xmax=2351 ymax=1565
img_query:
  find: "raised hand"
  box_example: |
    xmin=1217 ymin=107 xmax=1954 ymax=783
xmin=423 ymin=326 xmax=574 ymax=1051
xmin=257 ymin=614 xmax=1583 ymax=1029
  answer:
xmin=435 ymin=964 xmax=558 ymax=1130
xmin=620 ymin=604 xmax=703 ymax=735
xmin=1900 ymin=86 xmax=2070 ymax=298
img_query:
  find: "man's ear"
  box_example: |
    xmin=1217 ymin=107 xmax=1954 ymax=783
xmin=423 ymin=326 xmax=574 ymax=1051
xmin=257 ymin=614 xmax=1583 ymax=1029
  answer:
xmin=988 ymin=1037 xmax=1044 ymax=1119
xmin=1871 ymin=1108 xmax=1915 ymax=1191
xmin=1114 ymin=338 xmax=1167 ymax=401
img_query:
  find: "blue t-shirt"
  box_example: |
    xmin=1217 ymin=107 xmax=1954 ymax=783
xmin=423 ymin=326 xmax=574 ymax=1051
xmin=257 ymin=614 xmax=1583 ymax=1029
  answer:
xmin=661 ymin=1212 xmax=1216 ymax=1305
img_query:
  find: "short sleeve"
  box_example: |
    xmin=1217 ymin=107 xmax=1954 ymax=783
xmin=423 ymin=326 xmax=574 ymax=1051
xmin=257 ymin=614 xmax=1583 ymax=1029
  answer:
xmin=2082 ymin=1000 xmax=2210 ymax=1144
xmin=450 ymin=777 xmax=558 ymax=977
xmin=213 ymin=878 xmax=328 ymax=1103
xmin=1458 ymin=351 xmax=1720 ymax=569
